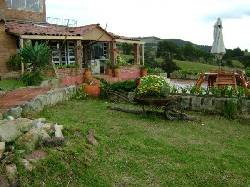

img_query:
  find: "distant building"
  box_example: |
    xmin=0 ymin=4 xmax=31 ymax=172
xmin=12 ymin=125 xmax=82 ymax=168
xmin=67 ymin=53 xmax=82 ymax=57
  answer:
xmin=0 ymin=0 xmax=144 ymax=79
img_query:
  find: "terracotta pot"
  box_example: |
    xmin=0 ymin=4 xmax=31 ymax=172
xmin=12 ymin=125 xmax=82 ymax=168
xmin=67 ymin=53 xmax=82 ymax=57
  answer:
xmin=83 ymin=69 xmax=92 ymax=80
xmin=114 ymin=68 xmax=120 ymax=78
xmin=84 ymin=85 xmax=100 ymax=97
xmin=106 ymin=68 xmax=113 ymax=76
xmin=141 ymin=68 xmax=148 ymax=77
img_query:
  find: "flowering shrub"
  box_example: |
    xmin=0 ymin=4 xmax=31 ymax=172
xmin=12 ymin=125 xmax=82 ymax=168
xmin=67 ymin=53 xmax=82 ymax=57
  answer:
xmin=136 ymin=75 xmax=170 ymax=97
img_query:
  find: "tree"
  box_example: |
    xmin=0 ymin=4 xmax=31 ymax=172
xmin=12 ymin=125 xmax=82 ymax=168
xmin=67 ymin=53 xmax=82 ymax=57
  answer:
xmin=119 ymin=43 xmax=133 ymax=55
xmin=160 ymin=54 xmax=179 ymax=77
xmin=157 ymin=40 xmax=179 ymax=59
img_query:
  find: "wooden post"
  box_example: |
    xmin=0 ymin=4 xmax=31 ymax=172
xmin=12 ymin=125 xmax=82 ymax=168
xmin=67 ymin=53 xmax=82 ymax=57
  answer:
xmin=134 ymin=43 xmax=140 ymax=65
xmin=20 ymin=38 xmax=24 ymax=74
xmin=76 ymin=40 xmax=83 ymax=72
xmin=141 ymin=44 xmax=145 ymax=66
xmin=110 ymin=41 xmax=117 ymax=65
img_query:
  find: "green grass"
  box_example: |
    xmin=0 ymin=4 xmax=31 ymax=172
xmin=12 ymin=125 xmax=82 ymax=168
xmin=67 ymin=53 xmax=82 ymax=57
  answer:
xmin=17 ymin=99 xmax=250 ymax=186
xmin=0 ymin=79 xmax=25 ymax=91
xmin=174 ymin=60 xmax=239 ymax=74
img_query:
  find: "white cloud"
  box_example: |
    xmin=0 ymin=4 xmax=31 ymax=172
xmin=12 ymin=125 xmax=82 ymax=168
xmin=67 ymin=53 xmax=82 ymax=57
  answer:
xmin=46 ymin=0 xmax=250 ymax=50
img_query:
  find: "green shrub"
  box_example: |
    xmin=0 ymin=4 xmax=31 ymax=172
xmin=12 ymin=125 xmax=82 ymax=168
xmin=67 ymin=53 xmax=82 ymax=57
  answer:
xmin=110 ymin=80 xmax=137 ymax=92
xmin=20 ymin=42 xmax=51 ymax=86
xmin=7 ymin=54 xmax=22 ymax=71
xmin=246 ymin=67 xmax=250 ymax=77
xmin=223 ymin=100 xmax=238 ymax=119
xmin=136 ymin=75 xmax=169 ymax=97
xmin=21 ymin=71 xmax=43 ymax=86
xmin=73 ymin=86 xmax=88 ymax=100
xmin=148 ymin=67 xmax=165 ymax=75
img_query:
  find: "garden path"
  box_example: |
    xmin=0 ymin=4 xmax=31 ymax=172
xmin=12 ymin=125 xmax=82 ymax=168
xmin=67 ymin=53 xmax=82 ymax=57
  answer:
xmin=0 ymin=87 xmax=50 ymax=113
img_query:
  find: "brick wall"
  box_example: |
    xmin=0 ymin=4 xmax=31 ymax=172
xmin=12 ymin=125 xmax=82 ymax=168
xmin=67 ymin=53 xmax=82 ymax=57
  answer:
xmin=0 ymin=0 xmax=46 ymax=22
xmin=0 ymin=21 xmax=17 ymax=76
xmin=120 ymin=66 xmax=141 ymax=80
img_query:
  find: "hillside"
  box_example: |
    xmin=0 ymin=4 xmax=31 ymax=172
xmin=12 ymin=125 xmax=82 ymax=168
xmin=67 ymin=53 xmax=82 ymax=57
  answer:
xmin=138 ymin=36 xmax=211 ymax=52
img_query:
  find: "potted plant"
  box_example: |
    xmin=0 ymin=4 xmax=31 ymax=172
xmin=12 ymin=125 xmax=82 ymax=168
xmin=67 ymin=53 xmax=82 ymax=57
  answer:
xmin=83 ymin=66 xmax=92 ymax=81
xmin=105 ymin=59 xmax=113 ymax=76
xmin=113 ymin=64 xmax=120 ymax=78
xmin=140 ymin=65 xmax=148 ymax=77
xmin=84 ymin=78 xmax=101 ymax=97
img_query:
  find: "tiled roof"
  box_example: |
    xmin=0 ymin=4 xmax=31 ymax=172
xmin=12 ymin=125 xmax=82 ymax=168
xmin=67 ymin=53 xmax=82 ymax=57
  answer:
xmin=5 ymin=21 xmax=102 ymax=36
xmin=109 ymin=32 xmax=141 ymax=41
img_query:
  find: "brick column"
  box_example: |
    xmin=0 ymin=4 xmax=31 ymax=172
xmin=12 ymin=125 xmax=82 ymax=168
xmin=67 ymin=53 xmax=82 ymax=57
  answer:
xmin=110 ymin=41 xmax=117 ymax=66
xmin=20 ymin=38 xmax=24 ymax=74
xmin=75 ymin=40 xmax=83 ymax=72
xmin=134 ymin=43 xmax=140 ymax=65
xmin=141 ymin=44 xmax=145 ymax=66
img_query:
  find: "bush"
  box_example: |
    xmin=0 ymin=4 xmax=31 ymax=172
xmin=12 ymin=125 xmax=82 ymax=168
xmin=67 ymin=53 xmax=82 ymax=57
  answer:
xmin=148 ymin=67 xmax=165 ymax=75
xmin=21 ymin=71 xmax=43 ymax=86
xmin=110 ymin=80 xmax=137 ymax=92
xmin=7 ymin=54 xmax=22 ymax=71
xmin=246 ymin=67 xmax=250 ymax=77
xmin=223 ymin=100 xmax=238 ymax=119
xmin=73 ymin=86 xmax=88 ymax=100
xmin=136 ymin=75 xmax=170 ymax=97
xmin=20 ymin=42 xmax=51 ymax=86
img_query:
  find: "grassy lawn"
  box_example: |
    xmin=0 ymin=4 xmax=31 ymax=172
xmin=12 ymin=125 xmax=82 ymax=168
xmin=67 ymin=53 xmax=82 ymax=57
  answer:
xmin=174 ymin=60 xmax=241 ymax=74
xmin=18 ymin=99 xmax=250 ymax=186
xmin=0 ymin=79 xmax=25 ymax=91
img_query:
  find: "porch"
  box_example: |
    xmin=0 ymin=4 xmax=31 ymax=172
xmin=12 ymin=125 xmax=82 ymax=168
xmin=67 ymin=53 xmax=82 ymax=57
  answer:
xmin=5 ymin=21 xmax=145 ymax=84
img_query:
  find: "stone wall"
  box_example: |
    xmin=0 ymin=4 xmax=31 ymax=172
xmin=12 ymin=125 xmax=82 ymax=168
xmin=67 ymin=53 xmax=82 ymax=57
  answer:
xmin=3 ymin=86 xmax=77 ymax=118
xmin=179 ymin=95 xmax=250 ymax=115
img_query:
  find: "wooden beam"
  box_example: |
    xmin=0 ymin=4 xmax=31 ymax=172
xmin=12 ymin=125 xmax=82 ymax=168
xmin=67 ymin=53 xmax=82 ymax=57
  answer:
xmin=142 ymin=44 xmax=145 ymax=66
xmin=110 ymin=41 xmax=117 ymax=65
xmin=115 ymin=39 xmax=145 ymax=45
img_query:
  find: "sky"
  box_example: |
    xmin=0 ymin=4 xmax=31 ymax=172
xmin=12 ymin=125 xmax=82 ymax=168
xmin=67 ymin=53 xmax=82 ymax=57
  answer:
xmin=46 ymin=0 xmax=250 ymax=50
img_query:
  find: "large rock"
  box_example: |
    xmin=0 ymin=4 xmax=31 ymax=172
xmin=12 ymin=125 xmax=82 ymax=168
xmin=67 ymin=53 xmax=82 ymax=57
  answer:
xmin=4 ymin=107 xmax=22 ymax=119
xmin=0 ymin=175 xmax=9 ymax=187
xmin=0 ymin=121 xmax=22 ymax=142
xmin=5 ymin=164 xmax=17 ymax=183
xmin=86 ymin=129 xmax=98 ymax=146
xmin=55 ymin=124 xmax=64 ymax=139
xmin=16 ymin=128 xmax=50 ymax=152
xmin=16 ymin=118 xmax=33 ymax=133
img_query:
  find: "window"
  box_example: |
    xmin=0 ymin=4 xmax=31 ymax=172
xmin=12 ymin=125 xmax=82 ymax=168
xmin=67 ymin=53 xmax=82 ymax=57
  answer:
xmin=51 ymin=41 xmax=76 ymax=66
xmin=91 ymin=42 xmax=109 ymax=60
xmin=5 ymin=0 xmax=43 ymax=12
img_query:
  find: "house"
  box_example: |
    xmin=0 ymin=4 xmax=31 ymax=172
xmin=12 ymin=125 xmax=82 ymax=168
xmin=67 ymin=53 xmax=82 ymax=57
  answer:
xmin=0 ymin=0 xmax=145 ymax=82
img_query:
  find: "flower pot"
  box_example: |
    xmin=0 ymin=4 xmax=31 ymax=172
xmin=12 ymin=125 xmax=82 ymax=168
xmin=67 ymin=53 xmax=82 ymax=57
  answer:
xmin=83 ymin=69 xmax=92 ymax=80
xmin=114 ymin=68 xmax=120 ymax=78
xmin=106 ymin=68 xmax=113 ymax=76
xmin=84 ymin=85 xmax=100 ymax=97
xmin=141 ymin=68 xmax=148 ymax=77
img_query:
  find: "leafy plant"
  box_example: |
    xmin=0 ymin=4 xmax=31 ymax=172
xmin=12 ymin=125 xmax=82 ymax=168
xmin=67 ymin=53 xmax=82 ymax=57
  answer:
xmin=73 ymin=86 xmax=88 ymax=100
xmin=110 ymin=80 xmax=137 ymax=92
xmin=20 ymin=42 xmax=51 ymax=86
xmin=223 ymin=100 xmax=238 ymax=119
xmin=117 ymin=55 xmax=128 ymax=67
xmin=136 ymin=75 xmax=169 ymax=97
xmin=7 ymin=54 xmax=22 ymax=71
xmin=21 ymin=71 xmax=43 ymax=86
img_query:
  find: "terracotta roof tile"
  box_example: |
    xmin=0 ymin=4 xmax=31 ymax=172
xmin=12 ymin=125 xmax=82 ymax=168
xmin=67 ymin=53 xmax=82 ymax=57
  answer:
xmin=5 ymin=21 xmax=99 ymax=36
